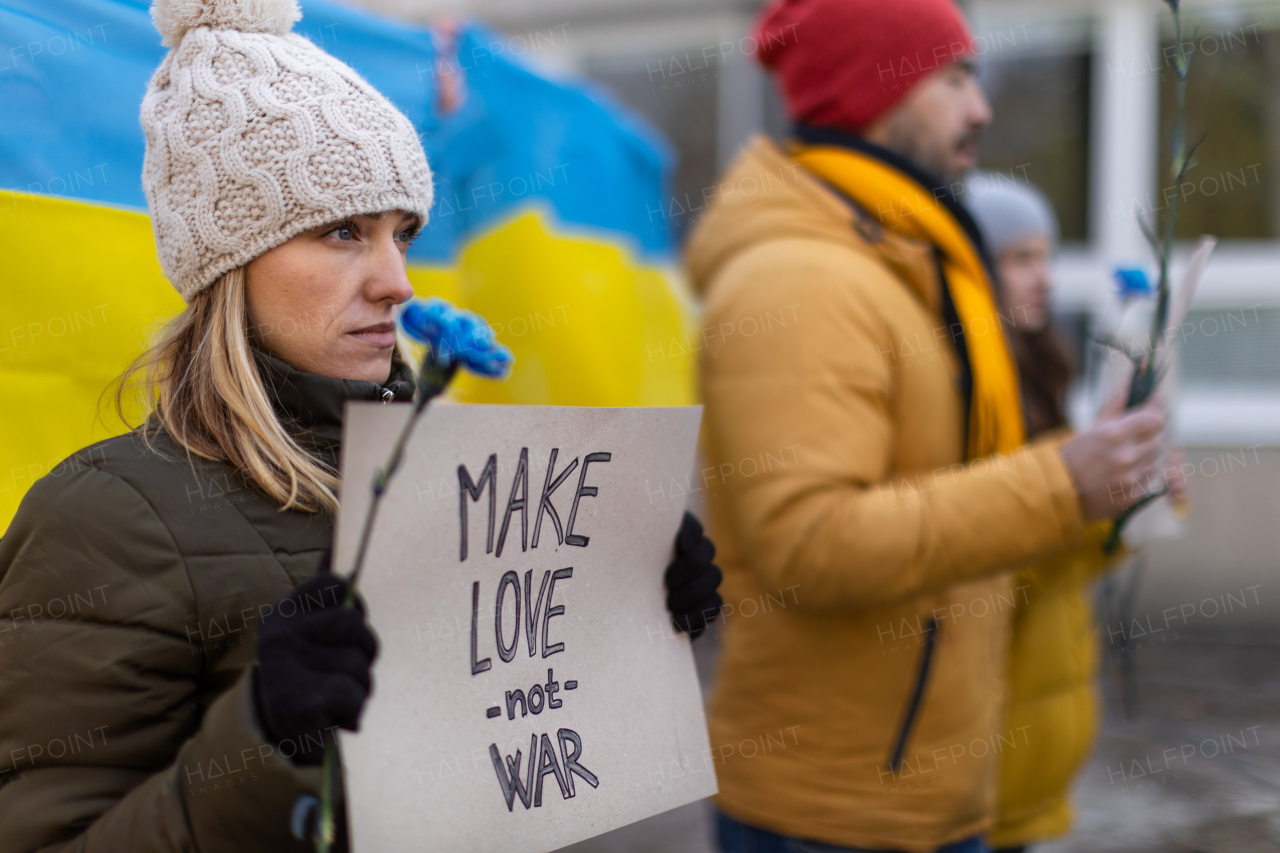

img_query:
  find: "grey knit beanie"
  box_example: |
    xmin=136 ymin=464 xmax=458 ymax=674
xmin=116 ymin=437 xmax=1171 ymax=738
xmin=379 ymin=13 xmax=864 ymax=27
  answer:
xmin=963 ymin=172 xmax=1058 ymax=258
xmin=141 ymin=0 xmax=435 ymax=301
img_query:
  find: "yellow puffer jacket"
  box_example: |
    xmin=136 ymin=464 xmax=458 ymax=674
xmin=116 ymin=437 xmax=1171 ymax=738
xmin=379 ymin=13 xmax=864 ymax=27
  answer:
xmin=686 ymin=136 xmax=1088 ymax=852
xmin=990 ymin=522 xmax=1111 ymax=848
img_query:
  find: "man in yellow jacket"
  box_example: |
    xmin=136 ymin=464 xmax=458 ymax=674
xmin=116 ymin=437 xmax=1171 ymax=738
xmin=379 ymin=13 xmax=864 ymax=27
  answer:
xmin=686 ymin=1 xmax=1168 ymax=851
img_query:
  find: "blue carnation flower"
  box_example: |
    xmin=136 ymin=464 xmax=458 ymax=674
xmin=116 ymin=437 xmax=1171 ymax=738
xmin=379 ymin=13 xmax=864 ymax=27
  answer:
xmin=398 ymin=298 xmax=514 ymax=378
xmin=1113 ymin=267 xmax=1153 ymax=299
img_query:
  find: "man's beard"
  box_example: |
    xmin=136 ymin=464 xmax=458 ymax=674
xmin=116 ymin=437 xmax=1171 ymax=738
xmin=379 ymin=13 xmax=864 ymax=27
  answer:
xmin=881 ymin=125 xmax=983 ymax=188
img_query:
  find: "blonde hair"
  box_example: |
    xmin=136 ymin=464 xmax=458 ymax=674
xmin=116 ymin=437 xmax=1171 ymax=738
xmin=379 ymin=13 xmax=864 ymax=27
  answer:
xmin=116 ymin=268 xmax=339 ymax=513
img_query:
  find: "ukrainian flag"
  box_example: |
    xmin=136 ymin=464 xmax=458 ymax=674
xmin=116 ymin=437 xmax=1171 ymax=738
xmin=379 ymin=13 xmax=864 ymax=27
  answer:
xmin=0 ymin=0 xmax=694 ymax=529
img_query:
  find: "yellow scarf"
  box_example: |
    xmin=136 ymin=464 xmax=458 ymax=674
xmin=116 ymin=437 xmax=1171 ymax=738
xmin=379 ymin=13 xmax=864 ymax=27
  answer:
xmin=792 ymin=143 xmax=1025 ymax=459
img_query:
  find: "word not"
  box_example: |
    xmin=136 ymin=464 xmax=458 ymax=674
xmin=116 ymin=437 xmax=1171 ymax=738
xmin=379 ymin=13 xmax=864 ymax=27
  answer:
xmin=493 ymin=667 xmax=577 ymax=720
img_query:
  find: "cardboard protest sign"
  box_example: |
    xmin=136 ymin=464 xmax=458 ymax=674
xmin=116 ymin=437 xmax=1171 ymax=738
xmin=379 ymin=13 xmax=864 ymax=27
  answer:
xmin=334 ymin=404 xmax=715 ymax=851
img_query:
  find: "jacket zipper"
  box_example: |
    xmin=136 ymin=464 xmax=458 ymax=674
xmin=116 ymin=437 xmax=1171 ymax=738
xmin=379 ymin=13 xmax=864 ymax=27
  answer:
xmin=886 ymin=616 xmax=939 ymax=773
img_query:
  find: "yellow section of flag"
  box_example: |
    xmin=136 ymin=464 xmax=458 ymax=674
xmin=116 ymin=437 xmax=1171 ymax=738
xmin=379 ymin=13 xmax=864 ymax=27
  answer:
xmin=0 ymin=193 xmax=695 ymax=530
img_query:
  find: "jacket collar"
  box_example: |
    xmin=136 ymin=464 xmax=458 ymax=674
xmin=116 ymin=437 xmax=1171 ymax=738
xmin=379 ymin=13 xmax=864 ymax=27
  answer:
xmin=791 ymin=123 xmax=997 ymax=275
xmin=252 ymin=348 xmax=417 ymax=445
xmin=683 ymin=134 xmax=949 ymax=317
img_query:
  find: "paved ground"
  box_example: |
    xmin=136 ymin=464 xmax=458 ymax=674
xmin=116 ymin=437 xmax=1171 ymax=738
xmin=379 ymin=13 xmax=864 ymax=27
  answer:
xmin=1038 ymin=634 xmax=1280 ymax=853
xmin=560 ymin=631 xmax=1280 ymax=853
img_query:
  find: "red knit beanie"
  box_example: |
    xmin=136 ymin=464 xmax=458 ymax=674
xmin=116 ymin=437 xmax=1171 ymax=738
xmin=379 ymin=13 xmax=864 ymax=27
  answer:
xmin=755 ymin=0 xmax=975 ymax=132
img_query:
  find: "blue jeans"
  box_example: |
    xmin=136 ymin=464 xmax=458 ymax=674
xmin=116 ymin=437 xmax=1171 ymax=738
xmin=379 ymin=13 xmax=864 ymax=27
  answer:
xmin=715 ymin=810 xmax=990 ymax=853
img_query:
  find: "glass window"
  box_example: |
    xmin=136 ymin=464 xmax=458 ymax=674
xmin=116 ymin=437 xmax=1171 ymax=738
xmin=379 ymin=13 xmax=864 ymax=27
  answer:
xmin=1157 ymin=19 xmax=1280 ymax=240
xmin=978 ymin=48 xmax=1093 ymax=244
xmin=1179 ymin=306 xmax=1280 ymax=388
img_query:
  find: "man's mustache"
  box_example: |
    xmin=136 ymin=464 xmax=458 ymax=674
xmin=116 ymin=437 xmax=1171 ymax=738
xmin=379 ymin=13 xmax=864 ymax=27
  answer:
xmin=956 ymin=128 xmax=984 ymax=152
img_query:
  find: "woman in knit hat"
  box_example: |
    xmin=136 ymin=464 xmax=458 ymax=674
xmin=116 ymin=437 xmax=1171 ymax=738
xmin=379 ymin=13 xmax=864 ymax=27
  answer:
xmin=963 ymin=176 xmax=1182 ymax=852
xmin=0 ymin=1 xmax=722 ymax=850
xmin=964 ymin=176 xmax=1070 ymax=439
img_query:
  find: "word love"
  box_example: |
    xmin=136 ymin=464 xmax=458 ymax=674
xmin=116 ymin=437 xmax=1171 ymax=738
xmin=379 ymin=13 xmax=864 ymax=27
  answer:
xmin=457 ymin=448 xmax=612 ymax=561
xmin=470 ymin=568 xmax=573 ymax=675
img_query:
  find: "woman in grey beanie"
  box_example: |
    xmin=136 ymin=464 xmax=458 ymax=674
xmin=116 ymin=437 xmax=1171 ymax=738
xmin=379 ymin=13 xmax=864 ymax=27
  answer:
xmin=0 ymin=1 xmax=722 ymax=850
xmin=964 ymin=173 xmax=1068 ymax=436
xmin=965 ymin=176 xmax=1181 ymax=852
xmin=966 ymin=173 xmax=1089 ymax=853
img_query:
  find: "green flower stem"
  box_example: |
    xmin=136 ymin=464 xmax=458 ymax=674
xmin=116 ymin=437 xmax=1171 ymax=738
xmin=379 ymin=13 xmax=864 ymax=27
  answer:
xmin=313 ymin=353 xmax=458 ymax=852
xmin=1108 ymin=0 xmax=1192 ymax=551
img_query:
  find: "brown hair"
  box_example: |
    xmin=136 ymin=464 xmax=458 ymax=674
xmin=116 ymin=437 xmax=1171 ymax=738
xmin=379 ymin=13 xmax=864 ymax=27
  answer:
xmin=114 ymin=268 xmax=340 ymax=513
xmin=1006 ymin=322 xmax=1075 ymax=439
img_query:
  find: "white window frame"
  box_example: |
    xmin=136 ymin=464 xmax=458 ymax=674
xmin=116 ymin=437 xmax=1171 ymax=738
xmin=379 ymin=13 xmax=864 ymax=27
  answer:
xmin=973 ymin=0 xmax=1280 ymax=446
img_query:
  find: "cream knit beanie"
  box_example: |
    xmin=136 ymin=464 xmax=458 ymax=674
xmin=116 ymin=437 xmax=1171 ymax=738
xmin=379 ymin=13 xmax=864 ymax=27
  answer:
xmin=141 ymin=0 xmax=435 ymax=301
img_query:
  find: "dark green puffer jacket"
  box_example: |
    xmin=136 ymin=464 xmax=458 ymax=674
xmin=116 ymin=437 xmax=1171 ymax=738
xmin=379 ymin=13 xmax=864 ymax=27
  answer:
xmin=0 ymin=349 xmax=416 ymax=853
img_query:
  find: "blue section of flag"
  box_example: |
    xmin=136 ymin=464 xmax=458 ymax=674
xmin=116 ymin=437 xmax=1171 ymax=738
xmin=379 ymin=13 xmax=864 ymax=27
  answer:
xmin=0 ymin=0 xmax=674 ymax=260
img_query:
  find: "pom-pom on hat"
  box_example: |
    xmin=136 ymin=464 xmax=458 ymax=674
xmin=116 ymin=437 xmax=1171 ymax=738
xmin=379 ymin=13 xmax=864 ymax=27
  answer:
xmin=754 ymin=0 xmax=975 ymax=133
xmin=142 ymin=0 xmax=435 ymax=301
xmin=151 ymin=0 xmax=302 ymax=47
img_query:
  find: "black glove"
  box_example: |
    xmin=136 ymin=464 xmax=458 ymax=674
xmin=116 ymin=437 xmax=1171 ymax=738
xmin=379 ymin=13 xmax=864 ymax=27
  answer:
xmin=252 ymin=553 xmax=379 ymax=766
xmin=665 ymin=511 xmax=723 ymax=640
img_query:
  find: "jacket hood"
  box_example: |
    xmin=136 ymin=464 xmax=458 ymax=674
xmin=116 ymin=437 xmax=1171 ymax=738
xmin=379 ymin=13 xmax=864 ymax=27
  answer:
xmin=252 ymin=348 xmax=417 ymax=445
xmin=684 ymin=136 xmax=863 ymax=295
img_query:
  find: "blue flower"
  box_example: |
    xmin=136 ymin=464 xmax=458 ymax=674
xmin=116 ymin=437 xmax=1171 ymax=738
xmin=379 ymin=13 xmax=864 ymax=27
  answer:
xmin=1113 ymin=267 xmax=1153 ymax=299
xmin=398 ymin=298 xmax=514 ymax=378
